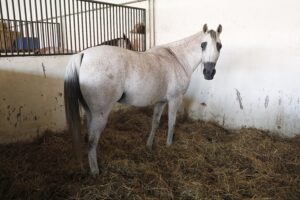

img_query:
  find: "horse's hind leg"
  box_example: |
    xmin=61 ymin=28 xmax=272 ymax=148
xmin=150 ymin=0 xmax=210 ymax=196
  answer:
xmin=87 ymin=109 xmax=111 ymax=176
xmin=146 ymin=102 xmax=166 ymax=149
xmin=166 ymin=95 xmax=183 ymax=146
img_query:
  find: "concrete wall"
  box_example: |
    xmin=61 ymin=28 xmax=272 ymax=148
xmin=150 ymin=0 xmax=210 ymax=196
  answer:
xmin=0 ymin=56 xmax=70 ymax=143
xmin=155 ymin=0 xmax=300 ymax=136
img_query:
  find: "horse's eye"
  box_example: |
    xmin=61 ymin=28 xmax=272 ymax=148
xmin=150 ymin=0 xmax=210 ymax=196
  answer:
xmin=216 ymin=42 xmax=222 ymax=51
xmin=201 ymin=42 xmax=207 ymax=50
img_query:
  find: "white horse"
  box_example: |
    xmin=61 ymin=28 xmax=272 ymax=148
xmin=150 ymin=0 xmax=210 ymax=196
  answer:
xmin=64 ymin=24 xmax=223 ymax=176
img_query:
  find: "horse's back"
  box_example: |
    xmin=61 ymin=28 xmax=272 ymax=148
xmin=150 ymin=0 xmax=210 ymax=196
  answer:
xmin=78 ymin=45 xmax=175 ymax=107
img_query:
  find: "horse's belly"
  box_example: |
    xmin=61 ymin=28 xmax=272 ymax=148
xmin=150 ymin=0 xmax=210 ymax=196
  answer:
xmin=121 ymin=84 xmax=167 ymax=107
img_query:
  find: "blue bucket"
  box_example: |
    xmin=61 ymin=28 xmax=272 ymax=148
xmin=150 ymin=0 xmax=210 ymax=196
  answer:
xmin=14 ymin=37 xmax=40 ymax=51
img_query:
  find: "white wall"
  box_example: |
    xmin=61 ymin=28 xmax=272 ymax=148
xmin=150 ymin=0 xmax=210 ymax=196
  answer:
xmin=155 ymin=0 xmax=300 ymax=136
xmin=0 ymin=56 xmax=70 ymax=143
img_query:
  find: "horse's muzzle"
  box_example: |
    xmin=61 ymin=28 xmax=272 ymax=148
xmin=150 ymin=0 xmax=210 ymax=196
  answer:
xmin=203 ymin=62 xmax=216 ymax=80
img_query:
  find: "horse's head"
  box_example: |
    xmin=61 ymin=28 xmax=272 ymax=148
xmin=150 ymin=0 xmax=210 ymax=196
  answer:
xmin=200 ymin=24 xmax=222 ymax=80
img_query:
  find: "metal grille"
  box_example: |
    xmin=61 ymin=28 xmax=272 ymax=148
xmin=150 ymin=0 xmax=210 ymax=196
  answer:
xmin=0 ymin=0 xmax=146 ymax=57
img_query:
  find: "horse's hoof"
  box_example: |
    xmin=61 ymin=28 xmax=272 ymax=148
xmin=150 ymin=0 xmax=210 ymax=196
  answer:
xmin=146 ymin=143 xmax=153 ymax=151
xmin=90 ymin=169 xmax=100 ymax=178
xmin=146 ymin=139 xmax=154 ymax=150
xmin=91 ymin=173 xmax=99 ymax=178
xmin=91 ymin=172 xmax=99 ymax=178
xmin=166 ymin=141 xmax=172 ymax=147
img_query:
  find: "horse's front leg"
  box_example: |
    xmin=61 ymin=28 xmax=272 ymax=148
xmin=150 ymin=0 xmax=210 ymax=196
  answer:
xmin=146 ymin=102 xmax=166 ymax=149
xmin=166 ymin=95 xmax=183 ymax=146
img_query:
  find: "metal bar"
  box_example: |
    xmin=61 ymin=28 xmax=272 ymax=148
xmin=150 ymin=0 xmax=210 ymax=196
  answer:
xmin=128 ymin=8 xmax=130 ymax=48
xmin=122 ymin=7 xmax=124 ymax=48
xmin=140 ymin=9 xmax=142 ymax=51
xmin=110 ymin=5 xmax=112 ymax=42
xmin=126 ymin=8 xmax=128 ymax=48
xmin=0 ymin=0 xmax=7 ymax=55
xmin=143 ymin=9 xmax=146 ymax=51
xmin=131 ymin=8 xmax=133 ymax=50
xmin=59 ymin=0 xmax=65 ymax=53
xmin=100 ymin=3 xmax=102 ymax=43
xmin=23 ymin=0 xmax=30 ymax=53
xmin=73 ymin=0 xmax=77 ymax=52
xmin=143 ymin=9 xmax=145 ymax=51
xmin=0 ymin=20 xmax=2 ymax=55
xmin=135 ymin=9 xmax=138 ymax=51
xmin=115 ymin=7 xmax=120 ymax=38
xmin=68 ymin=0 xmax=73 ymax=52
xmin=79 ymin=0 xmax=145 ymax=11
xmin=105 ymin=4 xmax=108 ymax=42
xmin=29 ymin=0 xmax=35 ymax=54
xmin=119 ymin=0 xmax=147 ymax=6
xmin=50 ymin=0 xmax=55 ymax=54
xmin=19 ymin=0 xmax=25 ymax=55
xmin=3 ymin=53 xmax=73 ymax=57
xmin=81 ymin=0 xmax=84 ymax=49
xmin=85 ymin=1 xmax=88 ymax=48
xmin=138 ymin=9 xmax=140 ymax=51
xmin=44 ymin=0 xmax=50 ymax=54
xmin=5 ymin=0 xmax=14 ymax=54
xmin=141 ymin=9 xmax=143 ymax=51
xmin=63 ymin=0 xmax=69 ymax=53
xmin=55 ymin=0 xmax=59 ymax=54
xmin=77 ymin=0 xmax=80 ymax=51
xmin=89 ymin=1 xmax=92 ymax=47
xmin=92 ymin=2 xmax=94 ymax=46
xmin=134 ymin=9 xmax=137 ymax=51
xmin=57 ymin=23 xmax=61 ymax=51
xmin=96 ymin=2 xmax=99 ymax=45
xmin=12 ymin=0 xmax=19 ymax=55
xmin=134 ymin=8 xmax=136 ymax=51
xmin=112 ymin=5 xmax=115 ymax=41
xmin=118 ymin=6 xmax=121 ymax=41
xmin=127 ymin=8 xmax=132 ymax=49
xmin=0 ymin=22 xmax=2 ymax=55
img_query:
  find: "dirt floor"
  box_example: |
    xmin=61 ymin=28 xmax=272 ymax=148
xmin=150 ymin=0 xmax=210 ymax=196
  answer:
xmin=0 ymin=108 xmax=299 ymax=200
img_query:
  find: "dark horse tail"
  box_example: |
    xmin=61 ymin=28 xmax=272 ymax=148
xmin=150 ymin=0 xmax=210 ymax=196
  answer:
xmin=64 ymin=53 xmax=87 ymax=164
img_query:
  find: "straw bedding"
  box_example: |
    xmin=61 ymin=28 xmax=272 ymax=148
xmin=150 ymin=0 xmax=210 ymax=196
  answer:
xmin=0 ymin=108 xmax=299 ymax=200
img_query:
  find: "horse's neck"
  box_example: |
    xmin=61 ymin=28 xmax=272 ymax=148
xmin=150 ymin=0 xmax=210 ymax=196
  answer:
xmin=167 ymin=32 xmax=203 ymax=72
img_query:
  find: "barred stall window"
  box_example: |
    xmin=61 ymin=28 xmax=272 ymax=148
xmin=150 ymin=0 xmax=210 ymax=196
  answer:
xmin=0 ymin=0 xmax=146 ymax=56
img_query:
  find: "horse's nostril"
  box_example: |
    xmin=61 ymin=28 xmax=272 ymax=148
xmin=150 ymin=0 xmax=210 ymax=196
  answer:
xmin=203 ymin=69 xmax=207 ymax=74
xmin=212 ymin=69 xmax=216 ymax=76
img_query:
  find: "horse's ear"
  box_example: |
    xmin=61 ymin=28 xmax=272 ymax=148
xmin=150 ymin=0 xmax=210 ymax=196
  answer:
xmin=123 ymin=33 xmax=126 ymax=39
xmin=217 ymin=24 xmax=222 ymax=34
xmin=203 ymin=24 xmax=208 ymax=33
